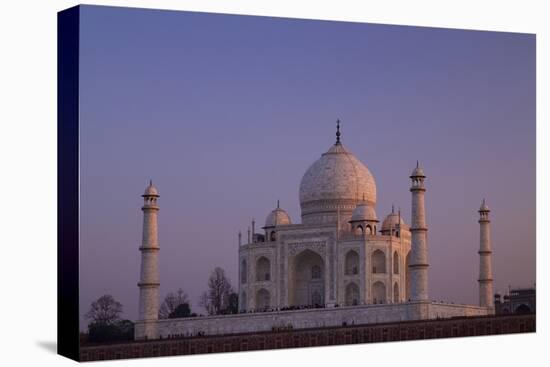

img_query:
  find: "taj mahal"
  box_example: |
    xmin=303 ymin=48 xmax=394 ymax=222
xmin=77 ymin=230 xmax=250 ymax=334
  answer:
xmin=134 ymin=121 xmax=495 ymax=340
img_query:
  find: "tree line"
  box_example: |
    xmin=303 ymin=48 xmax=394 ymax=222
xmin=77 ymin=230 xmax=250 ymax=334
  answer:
xmin=83 ymin=266 xmax=237 ymax=343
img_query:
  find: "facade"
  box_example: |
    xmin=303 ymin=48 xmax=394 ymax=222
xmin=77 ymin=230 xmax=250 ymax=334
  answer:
xmin=135 ymin=122 xmax=495 ymax=340
xmin=495 ymin=287 xmax=536 ymax=314
xmin=238 ymin=124 xmax=412 ymax=311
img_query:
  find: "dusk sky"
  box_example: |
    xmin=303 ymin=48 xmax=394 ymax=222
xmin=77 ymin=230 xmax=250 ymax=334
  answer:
xmin=79 ymin=5 xmax=535 ymax=326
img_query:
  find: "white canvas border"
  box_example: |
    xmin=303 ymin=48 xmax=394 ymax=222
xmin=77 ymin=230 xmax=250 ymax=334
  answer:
xmin=0 ymin=1 xmax=545 ymax=366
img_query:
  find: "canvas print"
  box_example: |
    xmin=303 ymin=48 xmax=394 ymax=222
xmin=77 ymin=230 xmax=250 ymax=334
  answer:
xmin=57 ymin=4 xmax=536 ymax=362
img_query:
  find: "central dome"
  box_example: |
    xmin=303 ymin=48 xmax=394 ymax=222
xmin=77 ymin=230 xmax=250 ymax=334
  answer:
xmin=299 ymin=139 xmax=377 ymax=225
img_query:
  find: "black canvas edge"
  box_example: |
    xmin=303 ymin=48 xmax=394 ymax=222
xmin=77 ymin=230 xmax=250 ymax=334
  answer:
xmin=58 ymin=5 xmax=81 ymax=362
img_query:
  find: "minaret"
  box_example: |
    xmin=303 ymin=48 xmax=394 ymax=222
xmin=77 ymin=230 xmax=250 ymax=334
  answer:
xmin=137 ymin=180 xmax=160 ymax=339
xmin=478 ymin=199 xmax=494 ymax=310
xmin=409 ymin=161 xmax=429 ymax=301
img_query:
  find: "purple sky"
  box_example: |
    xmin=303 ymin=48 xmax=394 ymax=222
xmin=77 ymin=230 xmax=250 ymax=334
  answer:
xmin=79 ymin=5 xmax=535 ymax=325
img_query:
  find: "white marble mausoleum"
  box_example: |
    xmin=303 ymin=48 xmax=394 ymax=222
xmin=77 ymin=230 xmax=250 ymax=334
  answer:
xmin=135 ymin=121 xmax=494 ymax=340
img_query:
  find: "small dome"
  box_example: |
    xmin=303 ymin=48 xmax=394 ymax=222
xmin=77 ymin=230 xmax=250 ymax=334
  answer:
xmin=264 ymin=203 xmax=291 ymax=228
xmin=479 ymin=199 xmax=490 ymax=212
xmin=143 ymin=181 xmax=159 ymax=197
xmin=410 ymin=161 xmax=425 ymax=177
xmin=381 ymin=208 xmax=407 ymax=231
xmin=350 ymin=201 xmax=378 ymax=222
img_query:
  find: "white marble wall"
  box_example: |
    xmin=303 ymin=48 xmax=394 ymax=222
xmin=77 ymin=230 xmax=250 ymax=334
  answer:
xmin=239 ymin=224 xmax=412 ymax=312
xmin=140 ymin=301 xmax=490 ymax=339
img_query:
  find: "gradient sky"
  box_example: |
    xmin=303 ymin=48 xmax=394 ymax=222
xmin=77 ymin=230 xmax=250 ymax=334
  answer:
xmin=78 ymin=5 xmax=535 ymax=326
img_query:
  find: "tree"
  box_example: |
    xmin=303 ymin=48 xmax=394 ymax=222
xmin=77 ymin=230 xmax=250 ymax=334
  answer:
xmin=85 ymin=294 xmax=123 ymax=325
xmin=116 ymin=319 xmax=135 ymax=340
xmin=225 ymin=292 xmax=239 ymax=315
xmin=159 ymin=288 xmax=190 ymax=319
xmin=87 ymin=319 xmax=134 ymax=343
xmin=84 ymin=295 xmax=132 ymax=343
xmin=199 ymin=267 xmax=234 ymax=315
xmin=170 ymin=303 xmax=191 ymax=318
xmin=87 ymin=322 xmax=120 ymax=343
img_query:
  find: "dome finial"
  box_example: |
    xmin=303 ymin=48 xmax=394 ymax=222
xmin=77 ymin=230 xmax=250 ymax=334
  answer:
xmin=410 ymin=160 xmax=426 ymax=178
xmin=392 ymin=204 xmax=395 ymax=214
xmin=143 ymin=179 xmax=159 ymax=197
xmin=479 ymin=198 xmax=490 ymax=212
xmin=335 ymin=119 xmax=341 ymax=145
xmin=277 ymin=199 xmax=280 ymax=209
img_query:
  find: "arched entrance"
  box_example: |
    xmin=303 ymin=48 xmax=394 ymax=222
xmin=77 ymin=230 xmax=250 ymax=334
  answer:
xmin=372 ymin=281 xmax=386 ymax=304
xmin=345 ymin=282 xmax=360 ymax=306
xmin=256 ymin=256 xmax=271 ymax=281
xmin=289 ymin=249 xmax=325 ymax=306
xmin=345 ymin=250 xmax=359 ymax=275
xmin=256 ymin=288 xmax=270 ymax=310
xmin=372 ymin=249 xmax=386 ymax=273
xmin=515 ymin=304 xmax=531 ymax=314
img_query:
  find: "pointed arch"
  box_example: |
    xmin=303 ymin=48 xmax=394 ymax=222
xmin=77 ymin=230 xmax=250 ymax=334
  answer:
xmin=311 ymin=290 xmax=322 ymax=305
xmin=345 ymin=282 xmax=360 ymax=306
xmin=393 ymin=251 xmax=399 ymax=274
xmin=345 ymin=250 xmax=359 ymax=275
xmin=372 ymin=249 xmax=386 ymax=273
xmin=515 ymin=304 xmax=531 ymax=314
xmin=256 ymin=256 xmax=271 ymax=281
xmin=256 ymin=288 xmax=270 ymax=310
xmin=393 ymin=282 xmax=399 ymax=303
xmin=372 ymin=281 xmax=386 ymax=304
xmin=290 ymin=249 xmax=325 ymax=306
xmin=311 ymin=264 xmax=322 ymax=279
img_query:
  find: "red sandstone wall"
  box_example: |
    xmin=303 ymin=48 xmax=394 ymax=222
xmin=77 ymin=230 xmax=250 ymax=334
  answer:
xmin=80 ymin=314 xmax=535 ymax=362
